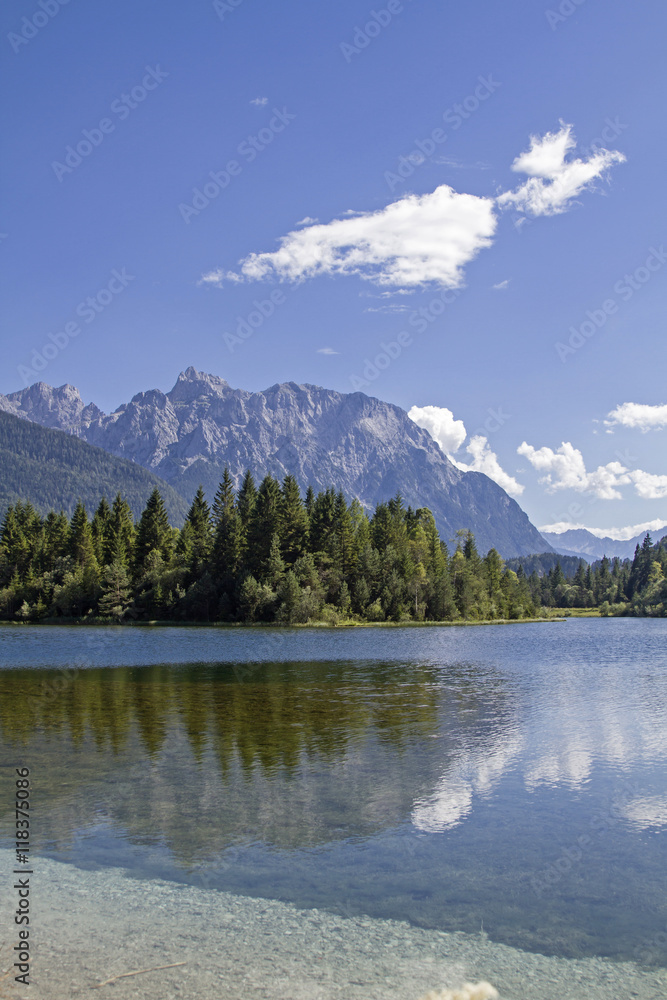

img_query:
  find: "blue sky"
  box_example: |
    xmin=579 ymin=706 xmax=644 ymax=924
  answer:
xmin=2 ymin=0 xmax=666 ymax=539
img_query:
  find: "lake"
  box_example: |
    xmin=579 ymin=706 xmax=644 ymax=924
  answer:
xmin=1 ymin=618 xmax=666 ymax=999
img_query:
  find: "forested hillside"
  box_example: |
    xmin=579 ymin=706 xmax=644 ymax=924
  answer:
xmin=0 ymin=410 xmax=188 ymax=523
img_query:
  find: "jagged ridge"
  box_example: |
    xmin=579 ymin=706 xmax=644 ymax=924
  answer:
xmin=1 ymin=368 xmax=551 ymax=556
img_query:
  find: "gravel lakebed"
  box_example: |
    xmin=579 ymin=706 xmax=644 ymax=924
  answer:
xmin=1 ymin=851 xmax=665 ymax=1000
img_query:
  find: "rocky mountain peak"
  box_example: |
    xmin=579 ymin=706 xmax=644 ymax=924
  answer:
xmin=170 ymin=367 xmax=231 ymax=402
xmin=0 ymin=369 xmax=553 ymax=556
xmin=0 ymin=381 xmax=102 ymax=431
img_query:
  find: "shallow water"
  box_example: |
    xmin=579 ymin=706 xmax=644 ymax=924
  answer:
xmin=1 ymin=619 xmax=666 ymax=995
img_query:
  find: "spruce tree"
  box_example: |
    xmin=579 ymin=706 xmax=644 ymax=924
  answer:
xmin=280 ymin=475 xmax=309 ymax=564
xmin=68 ymin=502 xmax=98 ymax=570
xmin=247 ymin=475 xmax=282 ymax=576
xmin=107 ymin=494 xmax=135 ymax=566
xmin=134 ymin=489 xmax=172 ymax=571
xmin=211 ymin=471 xmax=242 ymax=581
xmin=184 ymin=486 xmax=213 ymax=576
xmin=91 ymin=497 xmax=112 ymax=565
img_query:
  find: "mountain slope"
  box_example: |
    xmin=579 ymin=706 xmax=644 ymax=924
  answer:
xmin=0 ymin=410 xmax=189 ymax=523
xmin=1 ymin=369 xmax=551 ymax=556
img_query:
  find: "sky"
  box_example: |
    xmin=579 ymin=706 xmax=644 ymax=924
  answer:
xmin=2 ymin=0 xmax=666 ymax=540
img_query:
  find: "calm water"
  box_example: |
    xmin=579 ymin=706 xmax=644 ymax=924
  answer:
xmin=1 ymin=619 xmax=666 ymax=966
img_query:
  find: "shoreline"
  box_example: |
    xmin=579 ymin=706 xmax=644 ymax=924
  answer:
xmin=0 ymin=850 xmax=664 ymax=1000
xmin=0 ymin=616 xmax=568 ymax=629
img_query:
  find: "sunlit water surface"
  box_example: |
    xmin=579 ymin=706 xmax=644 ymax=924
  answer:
xmin=1 ymin=619 xmax=666 ymax=967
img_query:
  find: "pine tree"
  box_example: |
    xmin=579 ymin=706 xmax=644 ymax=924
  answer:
xmin=333 ymin=491 xmax=354 ymax=575
xmin=211 ymin=471 xmax=243 ymax=582
xmin=266 ymin=533 xmax=286 ymax=588
xmin=68 ymin=501 xmax=98 ymax=570
xmin=106 ymin=494 xmax=135 ymax=566
xmin=309 ymin=488 xmax=337 ymax=556
xmin=276 ymin=570 xmax=301 ymax=624
xmin=236 ymin=470 xmax=257 ymax=531
xmin=91 ymin=497 xmax=112 ymax=565
xmin=134 ymin=489 xmax=172 ymax=571
xmin=98 ymin=559 xmax=132 ymax=620
xmin=184 ymin=486 xmax=213 ymax=577
xmin=304 ymin=484 xmax=315 ymax=519
xmin=280 ymin=475 xmax=309 ymax=564
xmin=41 ymin=511 xmax=69 ymax=571
xmin=247 ymin=475 xmax=283 ymax=577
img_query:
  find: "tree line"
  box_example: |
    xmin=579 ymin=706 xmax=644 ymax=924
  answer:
xmin=518 ymin=534 xmax=667 ymax=617
xmin=0 ymin=472 xmax=540 ymax=623
xmin=1 ymin=472 xmax=663 ymax=623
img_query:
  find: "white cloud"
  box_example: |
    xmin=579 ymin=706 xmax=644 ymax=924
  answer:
xmin=410 ymin=406 xmax=523 ymax=496
xmin=604 ymin=402 xmax=667 ymax=432
xmin=409 ymin=404 xmax=467 ymax=454
xmin=317 ymin=347 xmax=338 ymax=355
xmin=197 ymin=268 xmax=242 ymax=288
xmin=452 ymin=436 xmax=524 ymax=496
xmin=519 ymin=440 xmax=667 ymax=501
xmin=250 ymin=97 xmax=268 ymax=106
xmin=364 ymin=303 xmax=410 ymax=314
xmin=497 ymin=123 xmax=625 ymax=217
xmin=629 ymin=469 xmax=667 ymax=500
xmin=539 ymin=519 xmax=667 ymax=541
xmin=492 ymin=279 xmax=509 ymax=290
xmin=207 ymin=125 xmax=625 ymax=292
xmin=224 ymin=184 xmax=497 ymax=289
xmin=517 ymin=440 xmax=631 ymax=498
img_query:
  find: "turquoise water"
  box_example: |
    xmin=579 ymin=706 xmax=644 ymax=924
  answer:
xmin=1 ymin=618 xmax=666 ymax=967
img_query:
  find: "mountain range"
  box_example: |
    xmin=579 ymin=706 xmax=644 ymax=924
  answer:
xmin=541 ymin=527 xmax=663 ymax=562
xmin=0 ymin=368 xmax=553 ymax=556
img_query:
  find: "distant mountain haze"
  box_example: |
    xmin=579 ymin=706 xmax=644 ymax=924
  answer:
xmin=1 ymin=368 xmax=552 ymax=557
xmin=541 ymin=527 xmax=662 ymax=562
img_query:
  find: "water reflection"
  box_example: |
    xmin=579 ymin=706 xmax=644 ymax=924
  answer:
xmin=1 ymin=628 xmax=666 ymax=963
